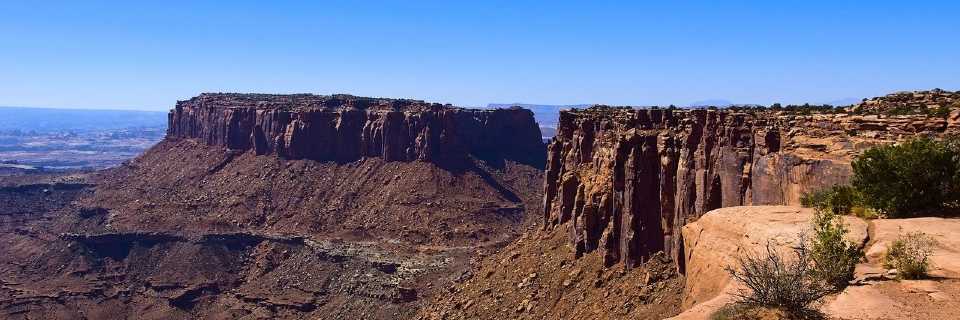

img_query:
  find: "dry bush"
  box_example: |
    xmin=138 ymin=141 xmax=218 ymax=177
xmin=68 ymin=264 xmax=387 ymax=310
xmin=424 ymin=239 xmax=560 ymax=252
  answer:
xmin=883 ymin=231 xmax=937 ymax=279
xmin=726 ymin=240 xmax=831 ymax=316
xmin=710 ymin=303 xmax=824 ymax=320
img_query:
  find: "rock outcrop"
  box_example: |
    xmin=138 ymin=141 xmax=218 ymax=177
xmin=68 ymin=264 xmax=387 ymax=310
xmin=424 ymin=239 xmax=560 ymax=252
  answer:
xmin=852 ymin=88 xmax=960 ymax=115
xmin=167 ymin=93 xmax=545 ymax=167
xmin=672 ymin=206 xmax=960 ymax=320
xmin=542 ymin=102 xmax=958 ymax=268
xmin=674 ymin=206 xmax=868 ymax=317
xmin=826 ymin=217 xmax=960 ymax=320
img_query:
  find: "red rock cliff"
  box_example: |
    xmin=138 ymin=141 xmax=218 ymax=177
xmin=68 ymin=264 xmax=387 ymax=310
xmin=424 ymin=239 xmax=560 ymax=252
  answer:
xmin=167 ymin=93 xmax=545 ymax=167
xmin=542 ymin=98 xmax=959 ymax=269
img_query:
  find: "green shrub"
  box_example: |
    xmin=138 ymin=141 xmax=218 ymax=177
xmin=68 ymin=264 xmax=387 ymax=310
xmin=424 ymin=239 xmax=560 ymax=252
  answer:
xmin=800 ymin=189 xmax=830 ymax=210
xmin=885 ymin=105 xmax=920 ymax=116
xmin=883 ymin=232 xmax=937 ymax=279
xmin=927 ymin=105 xmax=952 ymax=118
xmin=852 ymin=137 xmax=960 ymax=217
xmin=850 ymin=206 xmax=880 ymax=219
xmin=726 ymin=240 xmax=831 ymax=316
xmin=809 ymin=209 xmax=864 ymax=290
xmin=800 ymin=185 xmax=862 ymax=215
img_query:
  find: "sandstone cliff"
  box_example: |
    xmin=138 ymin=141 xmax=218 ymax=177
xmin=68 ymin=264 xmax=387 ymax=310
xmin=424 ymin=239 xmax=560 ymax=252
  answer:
xmin=542 ymin=99 xmax=959 ymax=268
xmin=167 ymin=93 xmax=545 ymax=167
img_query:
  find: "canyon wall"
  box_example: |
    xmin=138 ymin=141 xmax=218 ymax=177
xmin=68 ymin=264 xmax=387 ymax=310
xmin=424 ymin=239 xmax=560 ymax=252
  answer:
xmin=167 ymin=93 xmax=545 ymax=167
xmin=542 ymin=104 xmax=960 ymax=269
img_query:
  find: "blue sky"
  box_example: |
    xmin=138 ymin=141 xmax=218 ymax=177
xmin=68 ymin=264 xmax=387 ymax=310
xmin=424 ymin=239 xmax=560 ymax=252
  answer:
xmin=1 ymin=1 xmax=958 ymax=111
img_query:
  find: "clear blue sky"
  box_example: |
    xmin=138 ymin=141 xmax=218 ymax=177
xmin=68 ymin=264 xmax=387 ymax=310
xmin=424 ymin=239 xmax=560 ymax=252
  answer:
xmin=2 ymin=1 xmax=958 ymax=111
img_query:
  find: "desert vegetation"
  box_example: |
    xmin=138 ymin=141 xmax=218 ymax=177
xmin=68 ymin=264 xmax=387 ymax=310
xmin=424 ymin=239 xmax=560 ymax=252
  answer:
xmin=853 ymin=137 xmax=960 ymax=217
xmin=809 ymin=210 xmax=864 ymax=290
xmin=800 ymin=185 xmax=861 ymax=216
xmin=722 ymin=240 xmax=829 ymax=319
xmin=719 ymin=209 xmax=863 ymax=319
xmin=802 ymin=136 xmax=960 ymax=218
xmin=883 ymin=232 xmax=937 ymax=279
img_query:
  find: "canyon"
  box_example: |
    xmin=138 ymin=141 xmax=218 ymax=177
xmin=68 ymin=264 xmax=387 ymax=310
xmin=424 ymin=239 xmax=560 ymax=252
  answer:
xmin=0 ymin=94 xmax=546 ymax=319
xmin=2 ymin=90 xmax=959 ymax=319
xmin=419 ymin=89 xmax=960 ymax=319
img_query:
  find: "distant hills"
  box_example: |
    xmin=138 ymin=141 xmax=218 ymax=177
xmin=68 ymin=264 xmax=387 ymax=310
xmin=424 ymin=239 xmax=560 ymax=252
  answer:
xmin=0 ymin=106 xmax=167 ymax=133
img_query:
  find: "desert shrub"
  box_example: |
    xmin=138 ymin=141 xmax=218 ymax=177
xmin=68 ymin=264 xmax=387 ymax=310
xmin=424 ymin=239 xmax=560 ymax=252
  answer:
xmin=927 ymin=105 xmax=953 ymax=118
xmin=776 ymin=103 xmax=841 ymax=115
xmin=852 ymin=137 xmax=960 ymax=217
xmin=883 ymin=232 xmax=937 ymax=279
xmin=726 ymin=240 xmax=831 ymax=315
xmin=885 ymin=105 xmax=920 ymax=116
xmin=710 ymin=303 xmax=823 ymax=320
xmin=800 ymin=185 xmax=862 ymax=215
xmin=809 ymin=209 xmax=864 ymax=290
xmin=799 ymin=189 xmax=829 ymax=209
xmin=710 ymin=304 xmax=755 ymax=320
xmin=849 ymin=206 xmax=880 ymax=219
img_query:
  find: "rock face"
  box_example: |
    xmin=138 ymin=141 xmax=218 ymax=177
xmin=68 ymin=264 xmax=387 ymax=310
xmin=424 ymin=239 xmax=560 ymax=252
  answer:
xmin=541 ymin=105 xmax=958 ymax=268
xmin=167 ymin=93 xmax=545 ymax=167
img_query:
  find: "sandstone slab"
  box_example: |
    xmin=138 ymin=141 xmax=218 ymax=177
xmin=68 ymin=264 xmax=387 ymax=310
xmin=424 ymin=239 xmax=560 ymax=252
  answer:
xmin=670 ymin=206 xmax=867 ymax=320
xmin=673 ymin=207 xmax=960 ymax=320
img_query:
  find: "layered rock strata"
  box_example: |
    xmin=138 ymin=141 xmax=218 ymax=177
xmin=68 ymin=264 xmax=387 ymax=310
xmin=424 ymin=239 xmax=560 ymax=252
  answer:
xmin=168 ymin=93 xmax=545 ymax=167
xmin=542 ymin=106 xmax=959 ymax=269
xmin=852 ymin=89 xmax=960 ymax=115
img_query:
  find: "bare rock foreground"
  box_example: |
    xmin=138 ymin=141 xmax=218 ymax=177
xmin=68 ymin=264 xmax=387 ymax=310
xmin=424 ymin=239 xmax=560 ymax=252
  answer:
xmin=673 ymin=206 xmax=960 ymax=320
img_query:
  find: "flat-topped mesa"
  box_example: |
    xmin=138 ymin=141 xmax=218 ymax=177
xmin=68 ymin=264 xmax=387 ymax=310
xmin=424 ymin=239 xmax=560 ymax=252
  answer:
xmin=167 ymin=93 xmax=545 ymax=167
xmin=543 ymin=102 xmax=960 ymax=270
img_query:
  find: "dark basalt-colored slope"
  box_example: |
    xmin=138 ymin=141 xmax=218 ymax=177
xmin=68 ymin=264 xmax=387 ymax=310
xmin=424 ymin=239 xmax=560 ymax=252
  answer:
xmin=542 ymin=104 xmax=960 ymax=269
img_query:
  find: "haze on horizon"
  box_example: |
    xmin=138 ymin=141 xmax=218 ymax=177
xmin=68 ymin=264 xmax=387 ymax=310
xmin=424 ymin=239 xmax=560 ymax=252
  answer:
xmin=1 ymin=1 xmax=958 ymax=111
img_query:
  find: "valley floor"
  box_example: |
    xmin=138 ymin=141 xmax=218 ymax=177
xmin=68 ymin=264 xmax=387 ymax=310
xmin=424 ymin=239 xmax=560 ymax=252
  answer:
xmin=0 ymin=139 xmax=544 ymax=319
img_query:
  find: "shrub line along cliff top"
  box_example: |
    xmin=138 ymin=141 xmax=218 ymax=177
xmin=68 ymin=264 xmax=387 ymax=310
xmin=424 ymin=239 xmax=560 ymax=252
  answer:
xmin=178 ymin=92 xmax=480 ymax=112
